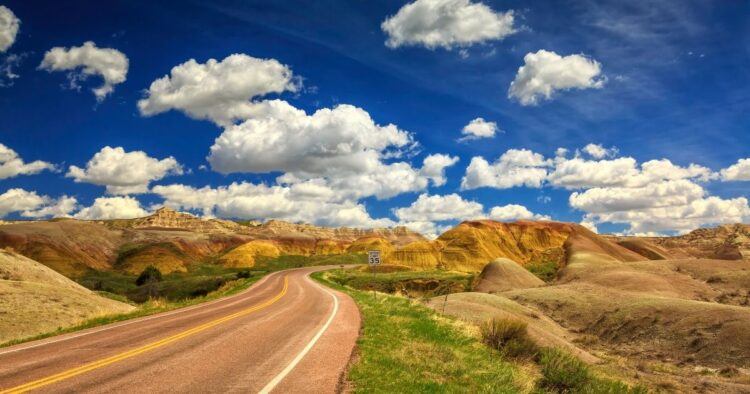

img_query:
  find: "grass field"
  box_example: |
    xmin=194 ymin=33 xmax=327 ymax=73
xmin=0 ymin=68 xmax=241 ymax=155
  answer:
xmin=314 ymin=270 xmax=524 ymax=393
xmin=325 ymin=268 xmax=475 ymax=298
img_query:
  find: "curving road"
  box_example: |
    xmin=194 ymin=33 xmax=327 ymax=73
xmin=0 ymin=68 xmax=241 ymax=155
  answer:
xmin=0 ymin=267 xmax=360 ymax=393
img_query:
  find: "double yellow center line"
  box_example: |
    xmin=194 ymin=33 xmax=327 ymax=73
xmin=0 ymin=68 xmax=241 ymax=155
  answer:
xmin=1 ymin=276 xmax=289 ymax=394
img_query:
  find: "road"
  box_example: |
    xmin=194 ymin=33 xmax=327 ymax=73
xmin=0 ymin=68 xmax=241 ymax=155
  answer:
xmin=0 ymin=266 xmax=360 ymax=393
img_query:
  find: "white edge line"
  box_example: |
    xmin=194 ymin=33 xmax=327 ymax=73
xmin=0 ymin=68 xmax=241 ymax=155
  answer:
xmin=0 ymin=270 xmax=283 ymax=356
xmin=258 ymin=274 xmax=340 ymax=394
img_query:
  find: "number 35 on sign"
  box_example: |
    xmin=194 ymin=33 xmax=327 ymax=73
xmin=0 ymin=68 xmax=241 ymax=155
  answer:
xmin=367 ymin=250 xmax=381 ymax=266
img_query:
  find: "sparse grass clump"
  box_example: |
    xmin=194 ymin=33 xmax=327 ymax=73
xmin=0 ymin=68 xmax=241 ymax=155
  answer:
xmin=537 ymin=348 xmax=648 ymax=393
xmin=480 ymin=318 xmax=538 ymax=359
xmin=526 ymin=259 xmax=559 ymax=282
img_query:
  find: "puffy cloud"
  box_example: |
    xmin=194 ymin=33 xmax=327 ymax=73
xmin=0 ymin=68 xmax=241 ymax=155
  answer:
xmin=420 ymin=154 xmax=459 ymax=187
xmin=21 ymin=196 xmax=78 ymax=219
xmin=381 ymin=0 xmax=516 ymax=50
xmin=39 ymin=41 xmax=128 ymax=101
xmin=508 ymin=50 xmax=605 ymax=106
xmin=488 ymin=204 xmax=550 ymax=221
xmin=150 ymin=182 xmax=394 ymax=228
xmin=67 ymin=146 xmax=183 ymax=195
xmin=584 ymin=197 xmax=750 ymax=234
xmin=720 ymin=158 xmax=750 ymax=181
xmin=569 ymin=179 xmax=706 ymax=214
xmin=137 ymin=54 xmax=298 ymax=126
xmin=0 ymin=143 xmax=55 ymax=179
xmin=459 ymin=117 xmax=498 ymax=141
xmin=74 ymin=196 xmax=149 ymax=220
xmin=582 ymin=143 xmax=617 ymax=159
xmin=0 ymin=188 xmax=76 ymax=218
xmin=393 ymin=193 xmax=483 ymax=222
xmin=0 ymin=6 xmax=19 ymax=53
xmin=461 ymin=149 xmax=549 ymax=190
xmin=548 ymin=157 xmax=639 ymax=189
xmin=208 ymin=102 xmax=413 ymax=176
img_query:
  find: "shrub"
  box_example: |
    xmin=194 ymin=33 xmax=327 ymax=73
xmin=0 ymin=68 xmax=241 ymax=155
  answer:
xmin=236 ymin=269 xmax=252 ymax=279
xmin=135 ymin=265 xmax=163 ymax=286
xmin=480 ymin=318 xmax=538 ymax=359
xmin=538 ymin=348 xmax=590 ymax=392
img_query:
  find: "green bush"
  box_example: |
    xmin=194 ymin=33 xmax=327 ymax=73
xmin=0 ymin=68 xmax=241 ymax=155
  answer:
xmin=135 ymin=265 xmax=163 ymax=286
xmin=526 ymin=259 xmax=559 ymax=282
xmin=480 ymin=318 xmax=538 ymax=359
xmin=538 ymin=348 xmax=591 ymax=392
xmin=236 ymin=269 xmax=252 ymax=279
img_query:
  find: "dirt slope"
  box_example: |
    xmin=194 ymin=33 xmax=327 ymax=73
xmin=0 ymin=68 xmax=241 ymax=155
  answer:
xmin=473 ymin=258 xmax=545 ymax=293
xmin=0 ymin=249 xmax=133 ymax=343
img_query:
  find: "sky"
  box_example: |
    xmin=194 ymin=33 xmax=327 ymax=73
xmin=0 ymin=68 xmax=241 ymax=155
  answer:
xmin=0 ymin=0 xmax=749 ymax=237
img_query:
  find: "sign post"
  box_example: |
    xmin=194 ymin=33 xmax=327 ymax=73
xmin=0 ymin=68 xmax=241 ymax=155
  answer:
xmin=367 ymin=250 xmax=381 ymax=300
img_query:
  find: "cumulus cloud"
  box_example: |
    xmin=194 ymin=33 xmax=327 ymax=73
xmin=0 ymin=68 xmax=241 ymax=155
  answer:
xmin=393 ymin=193 xmax=483 ymax=222
xmin=74 ymin=196 xmax=149 ymax=220
xmin=508 ymin=50 xmax=605 ymax=105
xmin=0 ymin=188 xmax=76 ymax=218
xmin=459 ymin=117 xmax=499 ymax=141
xmin=720 ymin=158 xmax=750 ymax=181
xmin=151 ymin=182 xmax=394 ymax=228
xmin=581 ymin=143 xmax=617 ymax=159
xmin=0 ymin=143 xmax=55 ymax=179
xmin=461 ymin=149 xmax=549 ymax=190
xmin=138 ymin=54 xmax=298 ymax=126
xmin=488 ymin=204 xmax=550 ymax=221
xmin=39 ymin=41 xmax=128 ymax=101
xmin=66 ymin=146 xmax=183 ymax=195
xmin=208 ymin=102 xmax=413 ymax=176
xmin=420 ymin=154 xmax=459 ymax=186
xmin=381 ymin=0 xmax=516 ymax=50
xmin=0 ymin=6 xmax=19 ymax=53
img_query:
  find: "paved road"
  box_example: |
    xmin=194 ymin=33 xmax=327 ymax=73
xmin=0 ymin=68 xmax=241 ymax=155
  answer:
xmin=0 ymin=267 xmax=360 ymax=393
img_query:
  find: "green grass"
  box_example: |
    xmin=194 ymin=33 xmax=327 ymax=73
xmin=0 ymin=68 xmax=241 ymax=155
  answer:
xmin=536 ymin=348 xmax=647 ymax=394
xmin=480 ymin=318 xmax=539 ymax=360
xmin=314 ymin=269 xmax=521 ymax=393
xmin=325 ymin=269 xmax=475 ymax=298
xmin=525 ymin=260 xmax=559 ymax=283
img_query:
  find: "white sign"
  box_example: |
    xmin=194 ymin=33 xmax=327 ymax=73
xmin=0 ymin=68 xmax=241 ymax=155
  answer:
xmin=367 ymin=250 xmax=381 ymax=266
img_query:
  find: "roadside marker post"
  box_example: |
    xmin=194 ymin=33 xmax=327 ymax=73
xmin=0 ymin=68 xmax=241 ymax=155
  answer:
xmin=368 ymin=250 xmax=381 ymax=300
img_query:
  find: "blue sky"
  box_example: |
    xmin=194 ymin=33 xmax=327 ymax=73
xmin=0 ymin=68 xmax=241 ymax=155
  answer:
xmin=0 ymin=0 xmax=749 ymax=236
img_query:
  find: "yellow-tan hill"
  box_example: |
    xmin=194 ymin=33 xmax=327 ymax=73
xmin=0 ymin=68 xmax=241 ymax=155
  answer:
xmin=346 ymin=236 xmax=395 ymax=255
xmin=218 ymin=240 xmax=281 ymax=268
xmin=115 ymin=243 xmax=194 ymax=274
xmin=0 ymin=249 xmax=134 ymax=344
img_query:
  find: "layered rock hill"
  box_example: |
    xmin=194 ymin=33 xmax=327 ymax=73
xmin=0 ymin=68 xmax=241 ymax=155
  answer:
xmin=0 ymin=207 xmax=425 ymax=276
xmin=385 ymin=220 xmax=643 ymax=272
xmin=609 ymin=223 xmax=750 ymax=261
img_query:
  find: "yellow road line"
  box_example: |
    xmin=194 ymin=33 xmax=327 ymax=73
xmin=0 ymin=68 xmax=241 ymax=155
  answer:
xmin=0 ymin=276 xmax=289 ymax=394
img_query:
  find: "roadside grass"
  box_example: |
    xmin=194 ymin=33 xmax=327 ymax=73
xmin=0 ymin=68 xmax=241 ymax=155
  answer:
xmin=536 ymin=348 xmax=648 ymax=394
xmin=325 ymin=269 xmax=475 ymax=298
xmin=253 ymin=253 xmax=366 ymax=271
xmin=313 ymin=270 xmax=522 ymax=393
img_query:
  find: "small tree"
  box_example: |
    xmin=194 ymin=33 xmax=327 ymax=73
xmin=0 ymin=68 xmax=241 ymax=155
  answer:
xmin=136 ymin=265 xmax=163 ymax=286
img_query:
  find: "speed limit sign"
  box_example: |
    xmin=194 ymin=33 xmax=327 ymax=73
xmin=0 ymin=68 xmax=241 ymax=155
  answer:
xmin=368 ymin=250 xmax=381 ymax=266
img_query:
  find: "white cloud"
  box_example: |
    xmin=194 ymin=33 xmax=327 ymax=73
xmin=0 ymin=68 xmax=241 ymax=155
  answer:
xmin=138 ymin=54 xmax=298 ymax=126
xmin=488 ymin=204 xmax=550 ymax=221
xmin=0 ymin=189 xmax=76 ymax=218
xmin=21 ymin=196 xmax=78 ymax=219
xmin=381 ymin=0 xmax=516 ymax=50
xmin=579 ymin=218 xmax=598 ymax=233
xmin=0 ymin=6 xmax=19 ymax=53
xmin=39 ymin=41 xmax=128 ymax=101
xmin=569 ymin=179 xmax=706 ymax=214
xmin=208 ymin=102 xmax=413 ymax=176
xmin=0 ymin=143 xmax=55 ymax=179
xmin=461 ymin=149 xmax=549 ymax=190
xmin=393 ymin=193 xmax=483 ymax=222
xmin=720 ymin=158 xmax=750 ymax=181
xmin=420 ymin=154 xmax=459 ymax=186
xmin=582 ymin=143 xmax=617 ymax=159
xmin=150 ymin=182 xmax=395 ymax=228
xmin=459 ymin=117 xmax=498 ymax=141
xmin=67 ymin=146 xmax=183 ymax=195
xmin=74 ymin=196 xmax=149 ymax=220
xmin=508 ymin=50 xmax=605 ymax=106
xmin=548 ymin=156 xmax=640 ymax=189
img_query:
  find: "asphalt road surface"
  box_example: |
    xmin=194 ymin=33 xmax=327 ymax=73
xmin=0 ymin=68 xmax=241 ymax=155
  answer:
xmin=0 ymin=266 xmax=360 ymax=393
